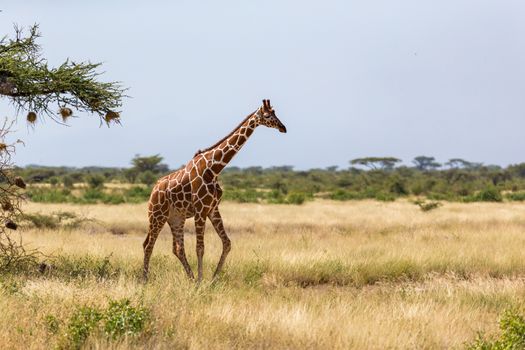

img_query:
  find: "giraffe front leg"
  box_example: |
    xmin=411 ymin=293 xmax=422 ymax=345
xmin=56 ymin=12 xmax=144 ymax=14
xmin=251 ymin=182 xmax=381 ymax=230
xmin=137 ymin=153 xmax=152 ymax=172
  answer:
xmin=208 ymin=208 xmax=231 ymax=278
xmin=168 ymin=214 xmax=194 ymax=279
xmin=194 ymin=215 xmax=206 ymax=282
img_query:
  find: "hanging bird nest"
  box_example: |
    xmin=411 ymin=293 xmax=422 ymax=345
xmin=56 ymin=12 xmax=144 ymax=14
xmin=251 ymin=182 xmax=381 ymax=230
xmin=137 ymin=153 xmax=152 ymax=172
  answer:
xmin=26 ymin=111 xmax=37 ymax=124
xmin=1 ymin=201 xmax=13 ymax=211
xmin=5 ymin=221 xmax=18 ymax=230
xmin=14 ymin=176 xmax=26 ymax=189
xmin=59 ymin=107 xmax=73 ymax=122
xmin=104 ymin=110 xmax=120 ymax=125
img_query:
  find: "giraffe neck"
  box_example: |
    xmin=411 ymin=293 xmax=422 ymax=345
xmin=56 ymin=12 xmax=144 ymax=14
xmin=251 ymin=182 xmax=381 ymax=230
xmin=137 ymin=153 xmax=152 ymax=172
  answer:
xmin=203 ymin=110 xmax=260 ymax=176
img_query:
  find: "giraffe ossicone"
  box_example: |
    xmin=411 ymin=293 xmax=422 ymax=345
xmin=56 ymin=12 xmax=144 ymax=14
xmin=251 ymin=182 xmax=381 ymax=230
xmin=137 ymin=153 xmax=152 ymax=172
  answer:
xmin=143 ymin=99 xmax=287 ymax=281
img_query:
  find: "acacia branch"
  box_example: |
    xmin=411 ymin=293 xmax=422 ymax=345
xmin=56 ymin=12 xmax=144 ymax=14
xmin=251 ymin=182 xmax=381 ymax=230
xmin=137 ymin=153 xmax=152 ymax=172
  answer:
xmin=0 ymin=24 xmax=126 ymax=124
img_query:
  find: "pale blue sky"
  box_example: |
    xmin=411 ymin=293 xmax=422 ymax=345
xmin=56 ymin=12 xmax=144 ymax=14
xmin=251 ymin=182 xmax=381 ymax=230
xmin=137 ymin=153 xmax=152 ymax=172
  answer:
xmin=1 ymin=1 xmax=524 ymax=169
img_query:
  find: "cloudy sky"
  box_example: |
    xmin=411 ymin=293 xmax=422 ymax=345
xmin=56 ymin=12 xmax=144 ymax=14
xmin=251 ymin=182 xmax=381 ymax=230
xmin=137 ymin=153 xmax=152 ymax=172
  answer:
xmin=0 ymin=0 xmax=524 ymax=169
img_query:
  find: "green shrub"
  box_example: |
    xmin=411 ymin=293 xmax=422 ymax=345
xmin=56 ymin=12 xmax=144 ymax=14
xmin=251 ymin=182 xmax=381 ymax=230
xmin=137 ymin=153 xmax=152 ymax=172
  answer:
xmin=285 ymin=192 xmax=307 ymax=205
xmin=26 ymin=188 xmax=73 ymax=203
xmin=465 ymin=309 xmax=525 ymax=349
xmin=455 ymin=186 xmax=472 ymax=197
xmin=27 ymin=185 xmax=152 ymax=205
xmin=362 ymin=187 xmax=380 ymax=199
xmin=124 ymin=186 xmax=151 ymax=202
xmin=465 ymin=187 xmax=503 ymax=203
xmin=427 ymin=192 xmax=455 ymax=201
xmin=60 ymin=299 xmax=149 ymax=349
xmin=52 ymin=255 xmax=118 ymax=280
xmin=44 ymin=314 xmax=60 ymax=334
xmin=506 ymin=192 xmax=525 ymax=201
xmin=63 ymin=175 xmax=74 ymax=189
xmin=374 ymin=192 xmax=396 ymax=202
xmin=103 ymin=299 xmax=149 ymax=339
xmin=81 ymin=188 xmax=105 ymax=203
xmin=410 ymin=182 xmax=425 ymax=196
xmin=64 ymin=306 xmax=103 ymax=349
xmin=137 ymin=170 xmax=157 ymax=186
xmin=476 ymin=187 xmax=503 ymax=202
xmin=240 ymin=259 xmax=269 ymax=285
xmin=222 ymin=189 xmax=263 ymax=203
xmin=86 ymin=174 xmax=105 ymax=189
xmin=329 ymin=190 xmax=362 ymax=201
xmin=389 ymin=179 xmax=408 ymax=195
xmin=102 ymin=193 xmax=126 ymax=205
xmin=266 ymin=189 xmax=285 ymax=204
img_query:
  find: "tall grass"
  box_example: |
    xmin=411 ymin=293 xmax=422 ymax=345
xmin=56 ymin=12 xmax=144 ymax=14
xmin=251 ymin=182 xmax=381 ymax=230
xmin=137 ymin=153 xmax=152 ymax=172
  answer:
xmin=1 ymin=200 xmax=525 ymax=348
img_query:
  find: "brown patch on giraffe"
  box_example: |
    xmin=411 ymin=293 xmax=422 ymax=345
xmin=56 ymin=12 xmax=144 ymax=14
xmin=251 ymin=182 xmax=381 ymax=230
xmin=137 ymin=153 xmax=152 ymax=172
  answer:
xmin=197 ymin=185 xmax=208 ymax=197
xmin=191 ymin=176 xmax=203 ymax=190
xmin=158 ymin=180 xmax=168 ymax=191
xmin=203 ymin=169 xmax=214 ymax=183
xmin=196 ymin=156 xmax=207 ymax=169
xmin=223 ymin=149 xmax=237 ymax=163
xmin=150 ymin=191 xmax=159 ymax=203
xmin=213 ymin=150 xmax=223 ymax=162
xmin=189 ymin=166 xmax=198 ymax=178
xmin=229 ymin=134 xmax=239 ymax=145
xmin=202 ymin=193 xmax=214 ymax=205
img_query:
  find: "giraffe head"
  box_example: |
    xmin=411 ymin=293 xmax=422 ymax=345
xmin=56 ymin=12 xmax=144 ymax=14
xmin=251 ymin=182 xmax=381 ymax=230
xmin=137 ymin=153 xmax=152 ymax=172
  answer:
xmin=256 ymin=99 xmax=287 ymax=133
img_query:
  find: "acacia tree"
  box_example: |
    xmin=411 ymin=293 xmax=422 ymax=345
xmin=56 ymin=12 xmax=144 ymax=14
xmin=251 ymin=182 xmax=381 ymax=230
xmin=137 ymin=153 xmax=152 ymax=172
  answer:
xmin=412 ymin=156 xmax=441 ymax=171
xmin=125 ymin=154 xmax=169 ymax=184
xmin=445 ymin=158 xmax=483 ymax=170
xmin=130 ymin=154 xmax=169 ymax=174
xmin=0 ymin=24 xmax=125 ymax=270
xmin=350 ymin=157 xmax=401 ymax=171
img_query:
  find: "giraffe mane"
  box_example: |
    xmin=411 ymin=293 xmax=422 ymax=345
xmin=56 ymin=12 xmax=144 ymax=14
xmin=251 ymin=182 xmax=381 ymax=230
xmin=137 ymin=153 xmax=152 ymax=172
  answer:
xmin=194 ymin=110 xmax=257 ymax=157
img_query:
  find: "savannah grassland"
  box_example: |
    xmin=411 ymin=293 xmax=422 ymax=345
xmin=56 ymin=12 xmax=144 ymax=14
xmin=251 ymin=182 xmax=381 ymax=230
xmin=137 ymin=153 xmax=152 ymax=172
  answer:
xmin=1 ymin=200 xmax=525 ymax=349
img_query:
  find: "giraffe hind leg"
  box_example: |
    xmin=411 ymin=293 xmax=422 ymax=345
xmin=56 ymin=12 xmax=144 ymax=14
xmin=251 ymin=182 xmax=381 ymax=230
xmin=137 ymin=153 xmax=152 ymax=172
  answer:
xmin=208 ymin=208 xmax=231 ymax=278
xmin=143 ymin=216 xmax=168 ymax=281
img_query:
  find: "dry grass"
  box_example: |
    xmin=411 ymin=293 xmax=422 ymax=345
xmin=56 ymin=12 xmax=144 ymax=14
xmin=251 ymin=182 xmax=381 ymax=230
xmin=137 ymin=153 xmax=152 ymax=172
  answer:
xmin=1 ymin=200 xmax=525 ymax=349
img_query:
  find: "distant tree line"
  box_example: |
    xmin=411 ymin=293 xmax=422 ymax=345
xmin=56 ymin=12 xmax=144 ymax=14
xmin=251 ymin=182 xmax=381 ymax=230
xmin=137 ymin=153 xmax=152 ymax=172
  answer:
xmin=14 ymin=155 xmax=525 ymax=204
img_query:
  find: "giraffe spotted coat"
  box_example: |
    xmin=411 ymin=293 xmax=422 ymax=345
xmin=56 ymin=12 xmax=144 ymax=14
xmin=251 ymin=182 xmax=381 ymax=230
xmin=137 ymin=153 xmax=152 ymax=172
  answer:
xmin=143 ymin=99 xmax=287 ymax=281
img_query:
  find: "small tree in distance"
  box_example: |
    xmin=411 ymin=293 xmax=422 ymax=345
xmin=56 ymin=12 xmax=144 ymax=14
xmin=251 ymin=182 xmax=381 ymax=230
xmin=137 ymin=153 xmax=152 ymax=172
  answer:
xmin=350 ymin=157 xmax=401 ymax=171
xmin=445 ymin=158 xmax=483 ymax=170
xmin=128 ymin=154 xmax=169 ymax=184
xmin=412 ymin=156 xmax=441 ymax=171
xmin=131 ymin=154 xmax=169 ymax=174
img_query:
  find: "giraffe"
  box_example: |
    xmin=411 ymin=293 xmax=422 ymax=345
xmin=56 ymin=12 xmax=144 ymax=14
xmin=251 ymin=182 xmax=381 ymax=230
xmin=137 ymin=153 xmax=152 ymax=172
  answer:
xmin=143 ymin=99 xmax=287 ymax=281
